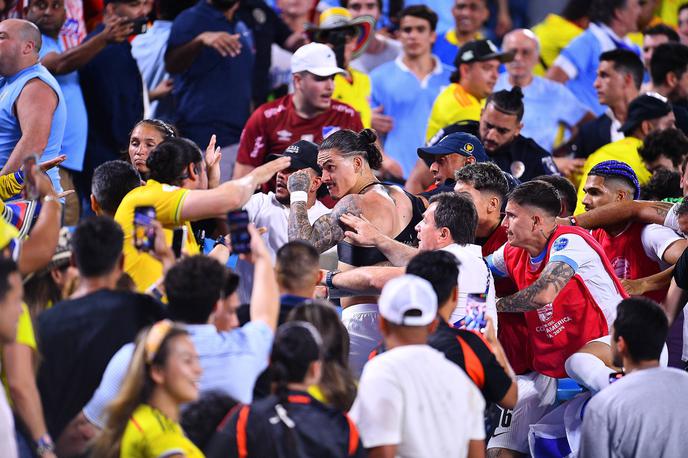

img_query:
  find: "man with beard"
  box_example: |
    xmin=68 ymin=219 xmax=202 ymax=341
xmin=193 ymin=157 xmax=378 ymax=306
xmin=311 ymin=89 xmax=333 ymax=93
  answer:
xmin=479 ymin=86 xmax=560 ymax=182
xmin=234 ymin=140 xmax=330 ymax=303
xmin=166 ymin=0 xmax=254 ymax=181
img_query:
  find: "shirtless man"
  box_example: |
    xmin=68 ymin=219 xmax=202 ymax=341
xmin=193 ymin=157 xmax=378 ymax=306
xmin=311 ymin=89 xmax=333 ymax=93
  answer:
xmin=287 ymin=128 xmax=425 ymax=376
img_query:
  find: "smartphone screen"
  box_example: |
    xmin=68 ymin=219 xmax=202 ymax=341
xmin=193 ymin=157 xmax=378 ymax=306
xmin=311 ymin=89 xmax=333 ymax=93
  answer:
xmin=23 ymin=154 xmax=39 ymax=201
xmin=462 ymin=294 xmax=488 ymax=332
xmin=227 ymin=210 xmax=251 ymax=254
xmin=133 ymin=206 xmax=156 ymax=252
xmin=129 ymin=17 xmax=149 ymax=35
xmin=172 ymin=227 xmax=184 ymax=259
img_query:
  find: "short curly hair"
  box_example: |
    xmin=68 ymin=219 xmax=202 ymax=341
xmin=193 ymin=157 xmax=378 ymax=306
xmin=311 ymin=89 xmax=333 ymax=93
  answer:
xmin=638 ymin=128 xmax=688 ymax=170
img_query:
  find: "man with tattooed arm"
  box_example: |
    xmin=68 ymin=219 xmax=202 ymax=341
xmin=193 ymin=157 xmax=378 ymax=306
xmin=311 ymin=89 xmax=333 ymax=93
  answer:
xmin=287 ymin=128 xmax=425 ymax=377
xmin=485 ymin=180 xmax=628 ymax=457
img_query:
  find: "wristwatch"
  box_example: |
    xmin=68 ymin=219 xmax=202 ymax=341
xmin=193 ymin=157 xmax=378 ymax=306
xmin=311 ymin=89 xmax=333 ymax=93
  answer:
xmin=36 ymin=434 xmax=54 ymax=456
xmin=325 ymin=270 xmax=341 ymax=288
xmin=43 ymin=195 xmax=61 ymax=205
xmin=568 ymin=216 xmax=578 ymax=226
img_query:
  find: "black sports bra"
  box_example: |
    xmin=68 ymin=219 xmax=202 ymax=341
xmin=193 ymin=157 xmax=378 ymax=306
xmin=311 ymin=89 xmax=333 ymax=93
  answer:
xmin=337 ymin=183 xmax=425 ymax=267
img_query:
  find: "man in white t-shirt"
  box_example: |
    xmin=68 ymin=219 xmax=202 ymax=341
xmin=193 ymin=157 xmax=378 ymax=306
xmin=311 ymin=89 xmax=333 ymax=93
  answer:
xmin=336 ymin=191 xmax=496 ymax=326
xmin=236 ymin=140 xmax=331 ymax=302
xmin=350 ymin=274 xmax=485 ymax=457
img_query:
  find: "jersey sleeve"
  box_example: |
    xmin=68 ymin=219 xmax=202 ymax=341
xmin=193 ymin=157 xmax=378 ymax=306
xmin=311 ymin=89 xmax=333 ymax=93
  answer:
xmin=0 ymin=172 xmax=23 ymax=201
xmin=14 ymin=303 xmax=36 ymax=350
xmin=486 ymin=243 xmax=509 ymax=278
xmin=548 ymin=233 xmax=595 ymax=272
xmin=237 ymin=109 xmax=269 ymax=167
xmin=556 ymin=33 xmax=591 ymax=79
xmin=154 ymin=184 xmax=189 ymax=225
xmin=663 ymin=203 xmax=683 ymax=235
xmin=167 ymin=11 xmax=198 ymax=50
xmin=349 ymin=360 xmax=404 ymax=448
xmin=640 ymin=224 xmax=683 ymax=264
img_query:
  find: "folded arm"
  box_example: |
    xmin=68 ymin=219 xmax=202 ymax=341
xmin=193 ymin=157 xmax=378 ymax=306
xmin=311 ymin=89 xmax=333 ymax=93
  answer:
xmin=497 ymin=261 xmax=575 ymax=312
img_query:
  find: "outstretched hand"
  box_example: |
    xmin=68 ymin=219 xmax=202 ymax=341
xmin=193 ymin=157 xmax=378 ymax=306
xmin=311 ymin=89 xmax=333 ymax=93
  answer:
xmin=340 ymin=213 xmax=382 ymax=246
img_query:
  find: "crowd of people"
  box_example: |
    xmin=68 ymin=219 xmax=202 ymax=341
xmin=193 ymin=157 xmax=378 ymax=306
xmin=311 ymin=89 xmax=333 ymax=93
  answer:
xmin=2 ymin=0 xmax=688 ymax=457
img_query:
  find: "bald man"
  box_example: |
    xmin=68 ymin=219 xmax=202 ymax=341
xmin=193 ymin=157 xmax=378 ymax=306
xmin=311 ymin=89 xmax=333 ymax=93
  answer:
xmin=0 ymin=19 xmax=66 ymax=194
xmin=495 ymin=29 xmax=593 ymax=175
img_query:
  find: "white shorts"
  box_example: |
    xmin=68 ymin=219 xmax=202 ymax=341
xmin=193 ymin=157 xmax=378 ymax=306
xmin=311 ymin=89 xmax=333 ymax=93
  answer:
xmin=488 ymin=372 xmax=557 ymax=453
xmin=341 ymin=303 xmax=381 ymax=378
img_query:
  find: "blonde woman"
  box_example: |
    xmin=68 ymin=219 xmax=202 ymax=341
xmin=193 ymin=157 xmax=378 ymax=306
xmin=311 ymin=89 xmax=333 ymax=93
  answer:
xmin=90 ymin=320 xmax=203 ymax=458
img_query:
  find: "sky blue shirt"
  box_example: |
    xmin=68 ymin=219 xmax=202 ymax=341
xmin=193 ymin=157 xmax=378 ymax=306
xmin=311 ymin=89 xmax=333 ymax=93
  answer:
xmin=40 ymin=35 xmax=87 ymax=172
xmin=0 ymin=63 xmax=66 ymax=192
xmin=132 ymin=20 xmax=174 ymax=120
xmin=495 ymin=74 xmax=589 ymax=152
xmin=82 ymin=321 xmax=273 ymax=427
xmin=555 ymin=22 xmax=640 ymax=116
xmin=370 ymin=56 xmax=453 ymax=177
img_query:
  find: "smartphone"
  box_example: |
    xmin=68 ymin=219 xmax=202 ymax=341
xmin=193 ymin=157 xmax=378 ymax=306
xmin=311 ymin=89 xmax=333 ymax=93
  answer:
xmin=463 ymin=294 xmax=488 ymax=332
xmin=227 ymin=210 xmax=251 ymax=254
xmin=129 ymin=17 xmax=149 ymax=35
xmin=133 ymin=206 xmax=156 ymax=252
xmin=23 ymin=154 xmax=40 ymax=201
xmin=172 ymin=226 xmax=188 ymax=259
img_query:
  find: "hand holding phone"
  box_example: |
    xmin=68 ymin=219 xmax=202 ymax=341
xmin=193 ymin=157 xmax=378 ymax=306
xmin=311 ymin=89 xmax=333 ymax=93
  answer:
xmin=134 ymin=206 xmax=156 ymax=252
xmin=227 ymin=210 xmax=251 ymax=254
xmin=128 ymin=17 xmax=149 ymax=35
xmin=460 ymin=294 xmax=488 ymax=332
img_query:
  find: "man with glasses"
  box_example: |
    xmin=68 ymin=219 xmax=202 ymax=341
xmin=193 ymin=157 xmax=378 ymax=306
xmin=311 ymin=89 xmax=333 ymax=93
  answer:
xmin=495 ymin=29 xmax=592 ymax=157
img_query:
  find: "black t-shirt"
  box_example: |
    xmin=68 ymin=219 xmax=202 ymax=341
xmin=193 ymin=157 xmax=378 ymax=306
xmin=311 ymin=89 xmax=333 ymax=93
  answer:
xmin=238 ymin=0 xmax=293 ymax=105
xmin=571 ymin=113 xmax=613 ymax=159
xmin=673 ymin=247 xmax=688 ymax=289
xmin=428 ymin=319 xmax=513 ymax=405
xmin=673 ymin=101 xmax=688 ymax=137
xmin=489 ymin=135 xmax=560 ymax=182
xmin=204 ymin=391 xmax=365 ymax=458
xmin=36 ymin=289 xmax=165 ymax=438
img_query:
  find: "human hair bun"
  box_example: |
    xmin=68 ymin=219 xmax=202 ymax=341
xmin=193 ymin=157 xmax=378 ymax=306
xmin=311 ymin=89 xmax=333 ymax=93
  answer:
xmin=359 ymin=128 xmax=378 ymax=145
xmin=510 ymin=86 xmax=524 ymax=100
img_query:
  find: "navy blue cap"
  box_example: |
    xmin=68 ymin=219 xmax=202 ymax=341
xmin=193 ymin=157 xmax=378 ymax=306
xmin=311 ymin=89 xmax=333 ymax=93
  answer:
xmin=417 ymin=132 xmax=489 ymax=166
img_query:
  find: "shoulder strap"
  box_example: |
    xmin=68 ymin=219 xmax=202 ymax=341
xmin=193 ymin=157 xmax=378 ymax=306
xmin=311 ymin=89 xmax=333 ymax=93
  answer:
xmin=344 ymin=413 xmax=360 ymax=456
xmin=236 ymin=405 xmax=251 ymax=458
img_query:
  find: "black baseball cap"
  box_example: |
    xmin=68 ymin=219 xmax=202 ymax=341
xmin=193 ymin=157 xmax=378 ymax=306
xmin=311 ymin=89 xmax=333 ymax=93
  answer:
xmin=618 ymin=92 xmax=673 ymax=134
xmin=417 ymin=132 xmax=489 ymax=167
xmin=455 ymin=39 xmax=515 ymax=67
xmin=267 ymin=140 xmax=322 ymax=174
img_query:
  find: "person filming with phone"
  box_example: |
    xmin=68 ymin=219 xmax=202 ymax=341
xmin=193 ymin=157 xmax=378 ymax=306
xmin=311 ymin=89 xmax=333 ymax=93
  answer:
xmin=114 ymin=137 xmax=290 ymax=293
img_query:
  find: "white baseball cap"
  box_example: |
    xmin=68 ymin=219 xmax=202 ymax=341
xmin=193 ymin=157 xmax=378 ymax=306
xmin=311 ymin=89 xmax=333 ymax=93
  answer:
xmin=291 ymin=42 xmax=346 ymax=77
xmin=379 ymin=275 xmax=438 ymax=326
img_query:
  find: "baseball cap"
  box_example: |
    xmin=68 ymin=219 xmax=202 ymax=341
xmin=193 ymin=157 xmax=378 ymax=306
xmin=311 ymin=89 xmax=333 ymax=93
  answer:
xmin=618 ymin=92 xmax=673 ymax=134
xmin=266 ymin=140 xmax=322 ymax=174
xmin=379 ymin=275 xmax=438 ymax=326
xmin=291 ymin=43 xmax=347 ymax=77
xmin=417 ymin=132 xmax=489 ymax=166
xmin=455 ymin=39 xmax=515 ymax=66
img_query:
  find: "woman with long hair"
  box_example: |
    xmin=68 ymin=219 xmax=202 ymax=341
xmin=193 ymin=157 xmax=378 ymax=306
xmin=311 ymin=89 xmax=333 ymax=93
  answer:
xmin=90 ymin=320 xmax=203 ymax=458
xmin=287 ymin=300 xmax=357 ymax=411
xmin=287 ymin=128 xmax=426 ymax=376
xmin=127 ymin=119 xmax=178 ymax=177
xmin=204 ymin=322 xmax=364 ymax=457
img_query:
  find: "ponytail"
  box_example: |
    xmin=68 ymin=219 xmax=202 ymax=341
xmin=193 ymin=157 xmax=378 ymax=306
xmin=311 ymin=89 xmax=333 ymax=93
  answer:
xmin=320 ymin=128 xmax=384 ymax=170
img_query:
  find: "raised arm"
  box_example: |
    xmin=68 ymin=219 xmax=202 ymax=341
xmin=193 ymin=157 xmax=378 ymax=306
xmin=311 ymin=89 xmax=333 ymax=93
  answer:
xmin=497 ymin=261 xmax=575 ymax=312
xmin=287 ymin=170 xmax=362 ymax=253
xmin=180 ymin=156 xmax=290 ymax=221
xmin=246 ymin=224 xmax=280 ymax=332
xmin=324 ymin=265 xmax=404 ymax=297
xmin=560 ymin=200 xmax=674 ymax=229
xmin=41 ymin=16 xmax=132 ymax=75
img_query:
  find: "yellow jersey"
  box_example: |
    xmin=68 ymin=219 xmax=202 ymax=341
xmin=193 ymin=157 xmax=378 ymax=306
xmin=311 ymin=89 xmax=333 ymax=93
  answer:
xmin=426 ymin=83 xmax=483 ymax=141
xmin=114 ymin=179 xmax=199 ymax=292
xmin=656 ymin=0 xmax=688 ymax=27
xmin=334 ymin=68 xmax=372 ymax=128
xmin=532 ymin=14 xmax=583 ymax=76
xmin=2 ymin=304 xmax=36 ymax=405
xmin=628 ymin=17 xmax=664 ymax=47
xmin=575 ymin=137 xmax=651 ymax=214
xmin=120 ymin=404 xmax=204 ymax=458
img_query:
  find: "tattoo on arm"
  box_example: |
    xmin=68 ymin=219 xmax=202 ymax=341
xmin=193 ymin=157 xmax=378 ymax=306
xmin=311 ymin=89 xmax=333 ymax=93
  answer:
xmin=288 ymin=195 xmax=362 ymax=253
xmin=497 ymin=262 xmax=575 ymax=312
xmin=651 ymin=201 xmax=673 ymax=218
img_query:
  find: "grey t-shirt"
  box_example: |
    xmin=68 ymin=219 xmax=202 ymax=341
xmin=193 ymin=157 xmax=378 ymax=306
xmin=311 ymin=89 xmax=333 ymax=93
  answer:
xmin=579 ymin=367 xmax=688 ymax=458
xmin=350 ymin=35 xmax=402 ymax=74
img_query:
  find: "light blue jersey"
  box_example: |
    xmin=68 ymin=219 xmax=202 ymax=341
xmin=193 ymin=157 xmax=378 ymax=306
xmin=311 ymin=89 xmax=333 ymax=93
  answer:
xmin=370 ymin=56 xmax=453 ymax=177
